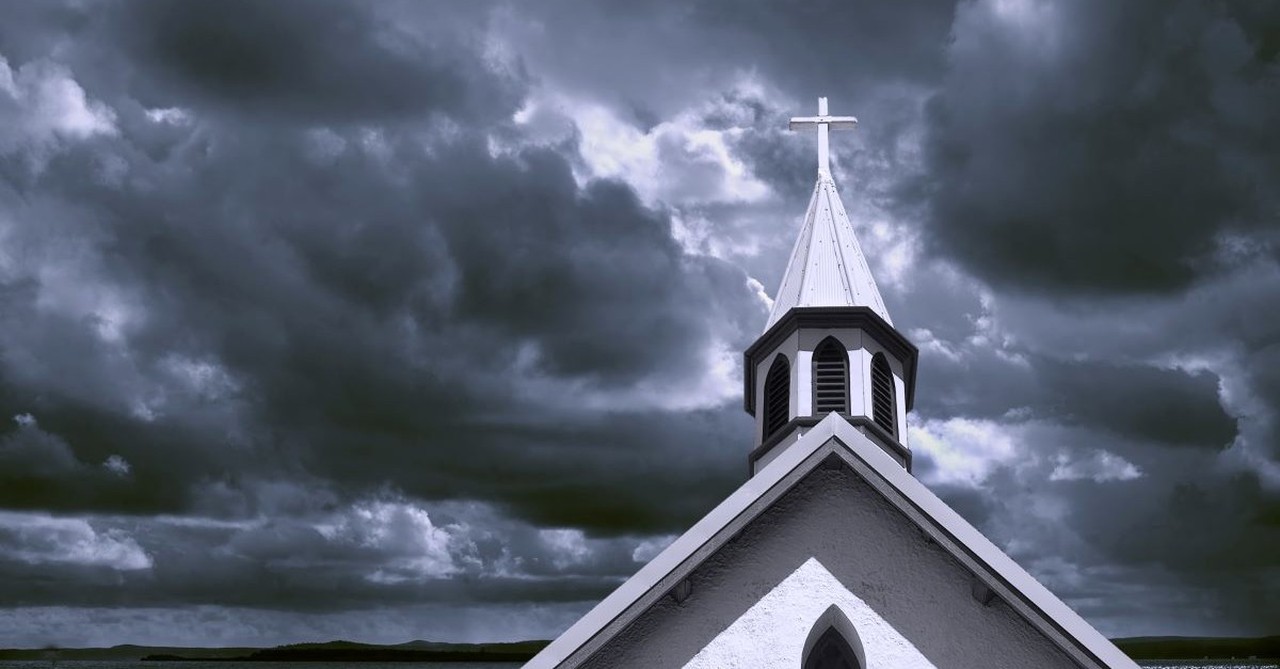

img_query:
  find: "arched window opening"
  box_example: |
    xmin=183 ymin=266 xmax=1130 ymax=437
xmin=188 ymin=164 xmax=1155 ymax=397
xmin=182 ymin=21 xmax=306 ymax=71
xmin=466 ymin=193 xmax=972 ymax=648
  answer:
xmin=804 ymin=627 xmax=861 ymax=669
xmin=813 ymin=338 xmax=849 ymax=415
xmin=763 ymin=355 xmax=790 ymax=439
xmin=870 ymin=353 xmax=896 ymax=437
xmin=802 ymin=605 xmax=864 ymax=669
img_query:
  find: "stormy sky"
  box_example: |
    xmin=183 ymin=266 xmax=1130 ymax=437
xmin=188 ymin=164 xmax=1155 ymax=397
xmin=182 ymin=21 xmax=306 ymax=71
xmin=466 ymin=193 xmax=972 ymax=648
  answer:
xmin=0 ymin=0 xmax=1276 ymax=648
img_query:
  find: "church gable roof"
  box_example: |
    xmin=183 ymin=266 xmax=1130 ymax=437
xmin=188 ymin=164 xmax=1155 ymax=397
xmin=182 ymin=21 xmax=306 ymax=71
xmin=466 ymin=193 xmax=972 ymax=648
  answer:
xmin=525 ymin=414 xmax=1138 ymax=669
xmin=765 ymin=176 xmax=892 ymax=330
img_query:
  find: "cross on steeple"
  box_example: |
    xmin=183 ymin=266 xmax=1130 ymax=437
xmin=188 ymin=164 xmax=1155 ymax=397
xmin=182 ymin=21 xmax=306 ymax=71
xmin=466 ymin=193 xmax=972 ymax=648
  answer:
xmin=789 ymin=97 xmax=858 ymax=178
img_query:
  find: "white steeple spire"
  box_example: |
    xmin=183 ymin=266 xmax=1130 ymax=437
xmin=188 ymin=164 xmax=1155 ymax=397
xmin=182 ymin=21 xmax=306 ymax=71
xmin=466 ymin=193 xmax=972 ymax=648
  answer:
xmin=767 ymin=98 xmax=890 ymax=329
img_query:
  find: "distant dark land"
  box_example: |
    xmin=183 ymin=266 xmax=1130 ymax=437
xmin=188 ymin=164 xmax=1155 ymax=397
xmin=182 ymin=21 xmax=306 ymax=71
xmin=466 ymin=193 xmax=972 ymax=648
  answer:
xmin=1112 ymin=636 xmax=1280 ymax=661
xmin=0 ymin=636 xmax=1275 ymax=662
xmin=0 ymin=639 xmax=548 ymax=663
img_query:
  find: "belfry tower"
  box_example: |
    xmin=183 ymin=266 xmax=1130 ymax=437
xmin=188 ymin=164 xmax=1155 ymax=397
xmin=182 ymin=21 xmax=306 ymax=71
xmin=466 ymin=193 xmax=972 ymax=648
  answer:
xmin=744 ymin=97 xmax=918 ymax=475
xmin=527 ymin=96 xmax=1139 ymax=669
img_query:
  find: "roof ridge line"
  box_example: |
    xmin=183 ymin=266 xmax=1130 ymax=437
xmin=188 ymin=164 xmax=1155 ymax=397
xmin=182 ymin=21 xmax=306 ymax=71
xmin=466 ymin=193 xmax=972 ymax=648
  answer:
xmin=821 ymin=178 xmax=857 ymax=305
xmin=793 ymin=179 xmax=822 ymax=304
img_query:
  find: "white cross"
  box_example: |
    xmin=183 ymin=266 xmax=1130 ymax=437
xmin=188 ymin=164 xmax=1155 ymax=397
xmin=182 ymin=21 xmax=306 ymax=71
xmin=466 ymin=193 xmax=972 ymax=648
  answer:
xmin=789 ymin=97 xmax=857 ymax=178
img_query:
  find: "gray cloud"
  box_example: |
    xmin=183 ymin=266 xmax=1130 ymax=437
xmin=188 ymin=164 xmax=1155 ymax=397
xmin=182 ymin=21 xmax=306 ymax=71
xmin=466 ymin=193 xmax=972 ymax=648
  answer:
xmin=60 ymin=0 xmax=521 ymax=125
xmin=918 ymin=0 xmax=1280 ymax=294
xmin=0 ymin=0 xmax=764 ymax=549
xmin=915 ymin=343 xmax=1237 ymax=448
xmin=0 ymin=0 xmax=1276 ymax=649
xmin=498 ymin=0 xmax=956 ymax=118
xmin=0 ymin=107 xmax=757 ymax=527
xmin=0 ymin=497 xmax=664 ymax=613
xmin=1035 ymin=358 xmax=1235 ymax=447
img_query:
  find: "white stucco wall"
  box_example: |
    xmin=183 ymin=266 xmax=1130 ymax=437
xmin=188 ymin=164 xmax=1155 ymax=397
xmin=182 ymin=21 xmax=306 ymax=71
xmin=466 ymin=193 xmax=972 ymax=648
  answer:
xmin=578 ymin=466 xmax=1083 ymax=669
xmin=795 ymin=348 xmax=814 ymax=416
xmin=683 ymin=557 xmax=937 ymax=668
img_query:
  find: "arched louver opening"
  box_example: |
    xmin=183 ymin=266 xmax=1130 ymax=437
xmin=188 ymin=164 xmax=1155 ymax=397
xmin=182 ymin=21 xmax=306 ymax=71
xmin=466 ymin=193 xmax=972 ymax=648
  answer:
xmin=813 ymin=337 xmax=849 ymax=415
xmin=804 ymin=627 xmax=861 ymax=669
xmin=763 ymin=355 xmax=790 ymax=439
xmin=870 ymin=353 xmax=896 ymax=437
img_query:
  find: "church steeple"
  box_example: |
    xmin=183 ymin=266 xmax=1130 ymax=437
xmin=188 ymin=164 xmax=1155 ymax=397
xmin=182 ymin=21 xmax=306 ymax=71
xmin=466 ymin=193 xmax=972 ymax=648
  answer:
xmin=766 ymin=169 xmax=892 ymax=330
xmin=744 ymin=98 xmax=918 ymax=476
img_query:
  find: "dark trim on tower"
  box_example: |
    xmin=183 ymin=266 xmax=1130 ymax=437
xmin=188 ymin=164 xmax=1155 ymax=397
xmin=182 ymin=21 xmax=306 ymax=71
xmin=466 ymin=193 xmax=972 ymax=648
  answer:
xmin=744 ymin=306 xmax=918 ymax=416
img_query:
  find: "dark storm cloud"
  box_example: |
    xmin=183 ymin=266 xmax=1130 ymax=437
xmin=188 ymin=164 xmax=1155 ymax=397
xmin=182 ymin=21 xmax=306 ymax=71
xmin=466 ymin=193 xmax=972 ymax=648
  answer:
xmin=0 ymin=415 xmax=146 ymax=512
xmin=710 ymin=91 xmax=816 ymax=202
xmin=911 ymin=412 xmax=1280 ymax=635
xmin=1 ymin=0 xmax=1277 ymax=646
xmin=502 ymin=0 xmax=957 ymax=116
xmin=913 ymin=339 xmax=1236 ymax=450
xmin=101 ymin=0 xmax=519 ymax=124
xmin=0 ymin=0 xmax=760 ymax=542
xmin=919 ymin=0 xmax=1280 ymax=294
xmin=468 ymin=408 xmax=747 ymax=534
xmin=0 ymin=499 xmax=663 ymax=611
xmin=970 ymin=275 xmax=1280 ymax=624
xmin=0 ymin=119 xmax=755 ymax=526
xmin=1240 ymin=337 xmax=1280 ymax=461
xmin=0 ymin=416 xmax=82 ymax=477
xmin=500 ymin=0 xmax=961 ymax=213
xmin=1035 ymin=358 xmax=1236 ymax=447
xmin=1023 ymin=451 xmax=1278 ymax=634
xmin=418 ymin=148 xmax=750 ymax=383
xmin=0 ymin=283 xmax=241 ymax=515
xmin=899 ymin=260 xmax=1273 ymax=635
xmin=687 ymin=0 xmax=957 ymax=103
xmin=1077 ymin=472 xmax=1280 ymax=575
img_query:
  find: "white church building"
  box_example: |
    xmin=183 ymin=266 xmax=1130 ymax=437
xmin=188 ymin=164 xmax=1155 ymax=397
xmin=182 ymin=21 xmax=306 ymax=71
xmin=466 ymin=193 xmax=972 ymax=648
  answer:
xmin=525 ymin=99 xmax=1139 ymax=669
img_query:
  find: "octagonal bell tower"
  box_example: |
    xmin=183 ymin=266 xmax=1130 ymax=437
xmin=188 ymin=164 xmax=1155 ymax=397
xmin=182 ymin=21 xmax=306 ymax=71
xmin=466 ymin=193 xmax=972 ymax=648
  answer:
xmin=744 ymin=98 xmax=918 ymax=476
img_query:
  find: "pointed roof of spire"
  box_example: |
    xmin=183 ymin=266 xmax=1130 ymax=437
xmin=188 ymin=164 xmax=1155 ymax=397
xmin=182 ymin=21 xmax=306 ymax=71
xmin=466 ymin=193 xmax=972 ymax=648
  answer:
xmin=765 ymin=173 xmax=892 ymax=330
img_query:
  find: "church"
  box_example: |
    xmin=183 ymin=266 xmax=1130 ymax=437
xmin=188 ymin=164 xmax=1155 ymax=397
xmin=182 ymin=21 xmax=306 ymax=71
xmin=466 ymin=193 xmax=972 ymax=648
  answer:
xmin=525 ymin=99 xmax=1139 ymax=669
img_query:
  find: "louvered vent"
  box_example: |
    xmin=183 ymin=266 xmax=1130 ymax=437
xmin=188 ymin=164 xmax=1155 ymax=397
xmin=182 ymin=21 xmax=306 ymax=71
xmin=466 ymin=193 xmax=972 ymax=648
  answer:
xmin=870 ymin=353 xmax=896 ymax=436
xmin=763 ymin=355 xmax=791 ymax=438
xmin=813 ymin=338 xmax=848 ymax=415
